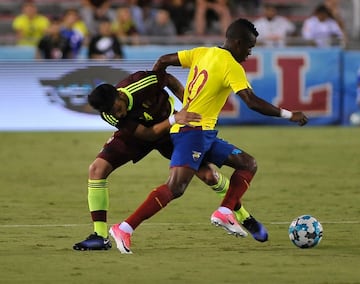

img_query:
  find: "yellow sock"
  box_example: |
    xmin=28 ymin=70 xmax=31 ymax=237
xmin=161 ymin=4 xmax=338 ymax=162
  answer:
xmin=94 ymin=221 xmax=108 ymax=238
xmin=234 ymin=205 xmax=251 ymax=223
xmin=211 ymin=172 xmax=229 ymax=197
xmin=88 ymin=179 xmax=109 ymax=238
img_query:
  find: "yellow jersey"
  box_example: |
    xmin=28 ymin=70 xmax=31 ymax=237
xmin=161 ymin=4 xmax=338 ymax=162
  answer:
xmin=12 ymin=14 xmax=50 ymax=46
xmin=171 ymin=46 xmax=251 ymax=133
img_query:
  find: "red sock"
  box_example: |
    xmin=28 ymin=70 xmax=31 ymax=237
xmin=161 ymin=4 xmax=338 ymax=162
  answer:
xmin=125 ymin=184 xmax=173 ymax=230
xmin=221 ymin=170 xmax=254 ymax=210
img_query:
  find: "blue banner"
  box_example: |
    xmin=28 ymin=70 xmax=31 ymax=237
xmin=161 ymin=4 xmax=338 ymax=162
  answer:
xmin=342 ymin=51 xmax=360 ymax=125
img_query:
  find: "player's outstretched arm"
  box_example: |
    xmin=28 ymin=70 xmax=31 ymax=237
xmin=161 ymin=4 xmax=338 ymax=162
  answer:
xmin=237 ymin=88 xmax=308 ymax=126
xmin=153 ymin=53 xmax=181 ymax=71
xmin=133 ymin=105 xmax=201 ymax=141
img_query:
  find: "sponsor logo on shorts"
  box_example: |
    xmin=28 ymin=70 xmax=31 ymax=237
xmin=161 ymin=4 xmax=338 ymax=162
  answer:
xmin=231 ymin=148 xmax=242 ymax=155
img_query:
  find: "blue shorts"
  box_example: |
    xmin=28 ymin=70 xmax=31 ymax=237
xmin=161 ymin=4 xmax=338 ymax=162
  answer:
xmin=170 ymin=129 xmax=242 ymax=170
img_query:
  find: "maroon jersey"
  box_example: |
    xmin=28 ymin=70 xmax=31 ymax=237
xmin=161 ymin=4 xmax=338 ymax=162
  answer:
xmin=100 ymin=70 xmax=173 ymax=134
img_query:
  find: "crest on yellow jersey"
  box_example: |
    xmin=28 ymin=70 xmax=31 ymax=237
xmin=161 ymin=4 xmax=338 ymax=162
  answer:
xmin=192 ymin=151 xmax=202 ymax=161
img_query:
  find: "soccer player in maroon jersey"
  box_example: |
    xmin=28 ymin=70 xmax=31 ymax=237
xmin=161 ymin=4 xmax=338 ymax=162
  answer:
xmin=73 ymin=70 xmax=240 ymax=250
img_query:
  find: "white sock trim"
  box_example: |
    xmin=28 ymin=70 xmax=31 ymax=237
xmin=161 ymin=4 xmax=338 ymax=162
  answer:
xmin=218 ymin=206 xmax=232 ymax=214
xmin=119 ymin=222 xmax=134 ymax=234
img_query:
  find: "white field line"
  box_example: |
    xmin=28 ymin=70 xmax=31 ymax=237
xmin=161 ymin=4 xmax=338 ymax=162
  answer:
xmin=0 ymin=220 xmax=359 ymax=228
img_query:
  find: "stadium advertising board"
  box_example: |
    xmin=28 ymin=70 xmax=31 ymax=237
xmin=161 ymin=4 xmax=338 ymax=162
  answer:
xmin=0 ymin=48 xmax=357 ymax=130
xmin=220 ymin=48 xmax=342 ymax=125
xmin=342 ymin=51 xmax=360 ymax=125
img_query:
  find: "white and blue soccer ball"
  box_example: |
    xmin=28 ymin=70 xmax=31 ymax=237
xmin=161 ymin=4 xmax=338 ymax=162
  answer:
xmin=349 ymin=112 xmax=360 ymax=126
xmin=288 ymin=215 xmax=323 ymax=249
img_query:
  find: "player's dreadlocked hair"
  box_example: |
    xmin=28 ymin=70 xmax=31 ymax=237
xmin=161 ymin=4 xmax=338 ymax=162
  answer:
xmin=226 ymin=18 xmax=259 ymax=40
xmin=88 ymin=83 xmax=118 ymax=113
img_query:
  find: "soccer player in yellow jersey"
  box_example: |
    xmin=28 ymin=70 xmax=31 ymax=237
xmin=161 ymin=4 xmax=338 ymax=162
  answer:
xmin=109 ymin=18 xmax=308 ymax=254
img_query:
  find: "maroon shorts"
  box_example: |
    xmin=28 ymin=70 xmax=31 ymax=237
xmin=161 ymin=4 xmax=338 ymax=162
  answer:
xmin=96 ymin=130 xmax=173 ymax=169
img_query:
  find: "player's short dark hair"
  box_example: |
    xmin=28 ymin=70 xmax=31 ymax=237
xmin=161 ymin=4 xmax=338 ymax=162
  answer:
xmin=226 ymin=18 xmax=259 ymax=40
xmin=88 ymin=83 xmax=117 ymax=112
xmin=314 ymin=4 xmax=333 ymax=18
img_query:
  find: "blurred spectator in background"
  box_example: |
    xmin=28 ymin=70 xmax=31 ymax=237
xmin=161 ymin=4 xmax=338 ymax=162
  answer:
xmin=301 ymin=4 xmax=344 ymax=47
xmin=163 ymin=0 xmax=194 ymax=35
xmin=254 ymin=4 xmax=295 ymax=47
xmin=324 ymin=0 xmax=345 ymax=31
xmin=80 ymin=0 xmax=116 ymax=37
xmin=232 ymin=0 xmax=262 ymax=17
xmin=36 ymin=16 xmax=72 ymax=59
xmin=127 ymin=0 xmax=147 ymax=35
xmin=111 ymin=0 xmax=146 ymax=34
xmin=12 ymin=0 xmax=50 ymax=46
xmin=61 ymin=9 xmax=88 ymax=58
xmin=140 ymin=0 xmax=158 ymax=35
xmin=144 ymin=9 xmax=177 ymax=36
xmin=323 ymin=0 xmax=348 ymax=42
xmin=113 ymin=7 xmax=139 ymax=44
xmin=193 ymin=0 xmax=232 ymax=35
xmin=88 ymin=17 xmax=123 ymax=60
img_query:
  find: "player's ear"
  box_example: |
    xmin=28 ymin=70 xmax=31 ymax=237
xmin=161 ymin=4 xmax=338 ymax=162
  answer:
xmin=235 ymin=38 xmax=243 ymax=47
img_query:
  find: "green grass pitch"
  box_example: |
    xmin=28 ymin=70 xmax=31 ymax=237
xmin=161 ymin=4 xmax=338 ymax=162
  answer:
xmin=0 ymin=126 xmax=359 ymax=284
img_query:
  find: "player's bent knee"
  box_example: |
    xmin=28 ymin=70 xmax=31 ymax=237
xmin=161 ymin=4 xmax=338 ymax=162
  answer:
xmin=88 ymin=159 xmax=112 ymax=179
xmin=239 ymin=153 xmax=258 ymax=174
xmin=196 ymin=168 xmax=218 ymax=186
xmin=248 ymin=157 xmax=258 ymax=174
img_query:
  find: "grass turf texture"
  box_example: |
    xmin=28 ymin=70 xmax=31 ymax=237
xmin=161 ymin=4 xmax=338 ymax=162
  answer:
xmin=0 ymin=126 xmax=359 ymax=284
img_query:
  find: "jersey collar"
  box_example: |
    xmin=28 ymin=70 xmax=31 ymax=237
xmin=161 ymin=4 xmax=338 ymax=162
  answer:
xmin=117 ymin=87 xmax=133 ymax=111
